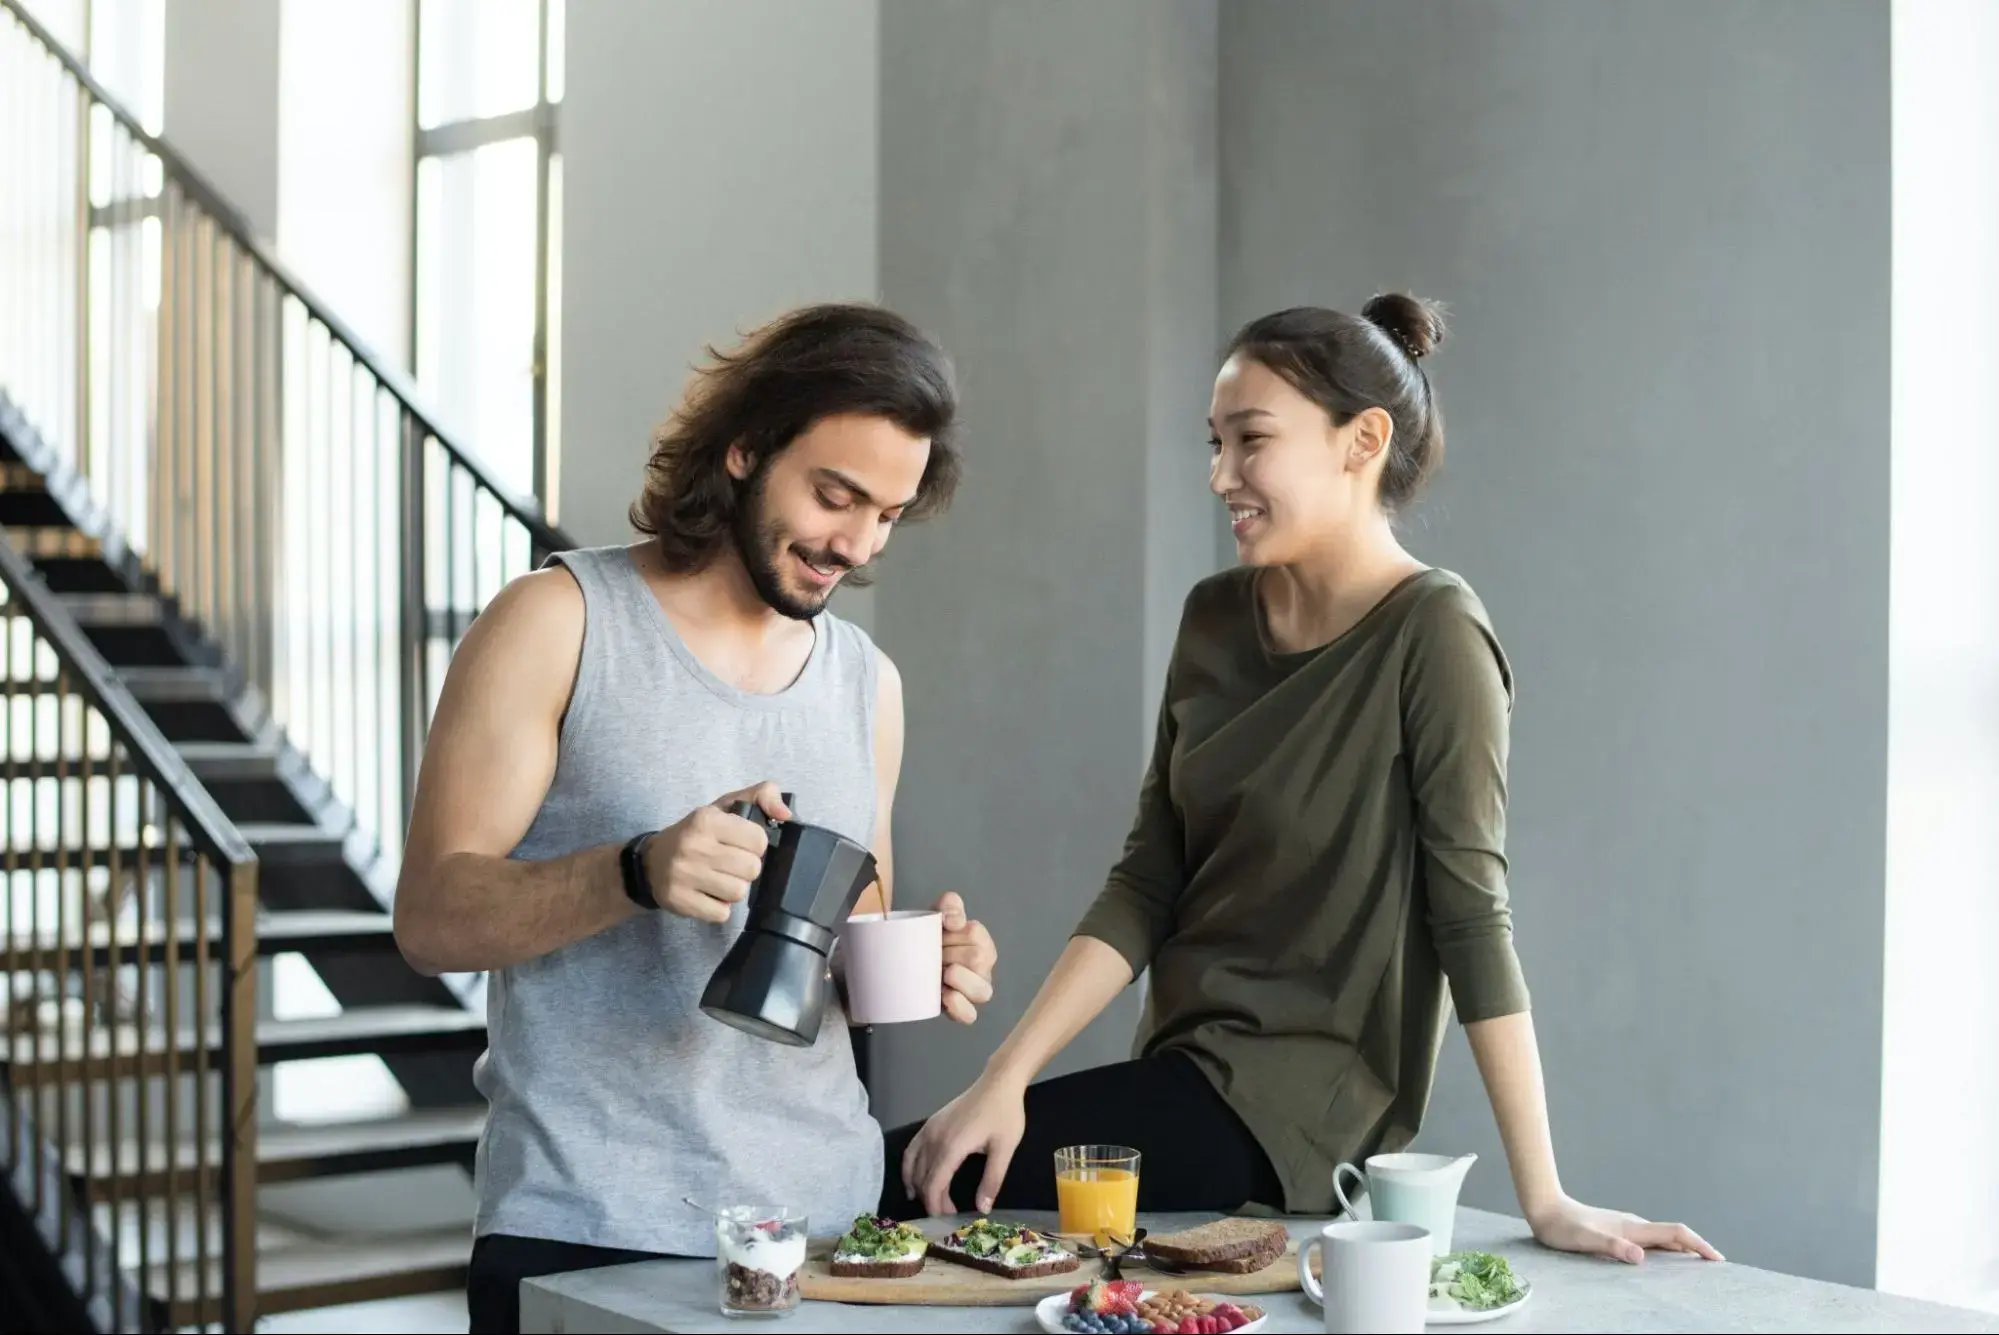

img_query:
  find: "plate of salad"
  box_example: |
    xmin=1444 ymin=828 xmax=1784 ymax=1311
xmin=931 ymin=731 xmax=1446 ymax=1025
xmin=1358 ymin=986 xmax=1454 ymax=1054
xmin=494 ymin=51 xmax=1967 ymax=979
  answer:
xmin=1426 ymin=1251 xmax=1530 ymax=1325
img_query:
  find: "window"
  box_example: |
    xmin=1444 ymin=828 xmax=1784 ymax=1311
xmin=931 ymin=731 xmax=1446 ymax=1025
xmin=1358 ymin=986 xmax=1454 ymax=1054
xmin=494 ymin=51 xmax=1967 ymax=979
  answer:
xmin=412 ymin=0 xmax=563 ymax=513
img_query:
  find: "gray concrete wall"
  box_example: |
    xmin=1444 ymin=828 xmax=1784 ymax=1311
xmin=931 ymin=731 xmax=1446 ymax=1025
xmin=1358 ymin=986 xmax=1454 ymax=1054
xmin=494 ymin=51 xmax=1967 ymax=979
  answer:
xmin=161 ymin=0 xmax=281 ymax=237
xmin=869 ymin=0 xmax=1220 ymax=1131
xmin=558 ymin=0 xmax=882 ymax=637
xmin=1219 ymin=0 xmax=1889 ymax=1287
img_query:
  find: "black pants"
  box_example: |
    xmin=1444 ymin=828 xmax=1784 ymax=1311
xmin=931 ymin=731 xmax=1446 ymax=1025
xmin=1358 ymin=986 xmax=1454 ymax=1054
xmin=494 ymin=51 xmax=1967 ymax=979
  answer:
xmin=878 ymin=1050 xmax=1284 ymax=1219
xmin=468 ymin=1232 xmax=684 ymax=1334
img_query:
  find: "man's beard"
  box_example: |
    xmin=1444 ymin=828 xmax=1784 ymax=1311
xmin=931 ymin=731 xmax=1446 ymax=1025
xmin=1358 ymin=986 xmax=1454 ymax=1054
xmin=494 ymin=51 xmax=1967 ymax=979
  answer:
xmin=731 ymin=472 xmax=854 ymax=621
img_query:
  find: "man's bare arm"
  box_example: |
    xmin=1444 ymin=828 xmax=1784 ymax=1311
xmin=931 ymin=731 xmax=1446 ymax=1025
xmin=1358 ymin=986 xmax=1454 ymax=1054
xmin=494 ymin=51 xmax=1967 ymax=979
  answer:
xmin=392 ymin=567 xmax=634 ymax=976
xmin=393 ymin=566 xmax=788 ymax=977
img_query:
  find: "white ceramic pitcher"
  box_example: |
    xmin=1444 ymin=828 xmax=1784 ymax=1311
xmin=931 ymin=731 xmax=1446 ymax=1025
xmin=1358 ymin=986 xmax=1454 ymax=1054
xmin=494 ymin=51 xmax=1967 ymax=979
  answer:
xmin=1332 ymin=1152 xmax=1476 ymax=1256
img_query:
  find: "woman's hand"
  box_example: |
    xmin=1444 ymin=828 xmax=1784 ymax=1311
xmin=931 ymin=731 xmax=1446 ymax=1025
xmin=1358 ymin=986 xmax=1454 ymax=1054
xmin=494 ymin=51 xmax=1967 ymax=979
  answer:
xmin=900 ymin=1073 xmax=1027 ymax=1217
xmin=1527 ymin=1194 xmax=1723 ymax=1263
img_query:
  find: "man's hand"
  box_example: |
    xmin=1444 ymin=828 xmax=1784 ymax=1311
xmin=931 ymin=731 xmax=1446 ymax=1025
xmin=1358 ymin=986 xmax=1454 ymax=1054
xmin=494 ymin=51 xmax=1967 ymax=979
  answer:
xmin=936 ymin=891 xmax=996 ymax=1024
xmin=643 ymin=783 xmax=792 ymax=923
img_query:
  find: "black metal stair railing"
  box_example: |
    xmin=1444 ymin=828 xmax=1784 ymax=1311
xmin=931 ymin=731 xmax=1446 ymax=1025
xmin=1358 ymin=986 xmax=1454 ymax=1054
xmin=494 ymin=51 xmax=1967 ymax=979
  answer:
xmin=0 ymin=531 xmax=260 ymax=1332
xmin=0 ymin=0 xmax=569 ymax=887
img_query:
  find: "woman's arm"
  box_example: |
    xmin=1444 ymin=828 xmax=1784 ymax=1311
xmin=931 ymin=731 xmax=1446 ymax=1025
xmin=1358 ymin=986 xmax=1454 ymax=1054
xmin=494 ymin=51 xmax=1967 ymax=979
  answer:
xmin=1468 ymin=1012 xmax=1722 ymax=1262
xmin=900 ymin=929 xmax=1134 ymax=1215
xmin=900 ymin=658 xmax=1191 ymax=1215
xmin=1403 ymin=589 xmax=1720 ymax=1262
xmin=983 ymin=936 xmax=1134 ymax=1090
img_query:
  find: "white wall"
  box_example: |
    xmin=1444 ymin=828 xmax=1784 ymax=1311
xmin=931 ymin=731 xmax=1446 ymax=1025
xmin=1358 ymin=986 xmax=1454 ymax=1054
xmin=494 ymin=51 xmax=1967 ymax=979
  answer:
xmin=558 ymin=0 xmax=882 ymax=628
xmin=1880 ymin=0 xmax=1999 ymax=1311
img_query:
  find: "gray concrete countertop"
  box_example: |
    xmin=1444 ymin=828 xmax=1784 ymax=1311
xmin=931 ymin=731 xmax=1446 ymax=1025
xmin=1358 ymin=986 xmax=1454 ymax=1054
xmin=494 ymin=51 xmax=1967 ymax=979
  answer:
xmin=520 ymin=1208 xmax=1999 ymax=1334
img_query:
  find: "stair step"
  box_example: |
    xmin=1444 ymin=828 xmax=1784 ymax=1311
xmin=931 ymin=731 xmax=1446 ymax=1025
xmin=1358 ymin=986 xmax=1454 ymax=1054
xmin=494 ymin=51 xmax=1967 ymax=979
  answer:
xmin=53 ymin=591 xmax=162 ymax=625
xmin=0 ymin=743 xmax=283 ymax=784
xmin=117 ymin=665 xmax=229 ymax=701
xmin=0 ymin=467 xmax=69 ymax=527
xmin=30 ymin=554 xmax=129 ymax=594
xmin=259 ymin=909 xmax=401 ymax=953
xmin=1 ymin=1005 xmax=487 ymax=1079
xmin=237 ymin=821 xmax=348 ymax=863
xmin=66 ymin=1104 xmax=485 ymax=1195
xmin=157 ymin=1225 xmax=472 ymax=1325
xmin=18 ymin=908 xmax=398 ymax=967
xmin=175 ymin=738 xmax=284 ymax=780
xmin=7 ymin=525 xmax=102 ymax=559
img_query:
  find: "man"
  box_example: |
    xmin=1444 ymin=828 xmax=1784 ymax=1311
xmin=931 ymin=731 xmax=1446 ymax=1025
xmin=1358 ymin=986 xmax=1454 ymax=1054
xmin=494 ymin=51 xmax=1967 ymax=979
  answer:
xmin=392 ymin=303 xmax=999 ymax=1334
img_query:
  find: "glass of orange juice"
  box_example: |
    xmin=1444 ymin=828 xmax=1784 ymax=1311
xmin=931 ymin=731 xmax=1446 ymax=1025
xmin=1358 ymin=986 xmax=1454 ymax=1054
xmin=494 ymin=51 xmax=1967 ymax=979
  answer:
xmin=1054 ymin=1144 xmax=1141 ymax=1239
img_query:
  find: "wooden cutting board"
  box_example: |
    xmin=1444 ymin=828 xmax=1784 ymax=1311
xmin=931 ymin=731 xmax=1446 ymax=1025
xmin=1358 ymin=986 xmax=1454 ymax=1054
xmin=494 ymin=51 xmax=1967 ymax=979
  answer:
xmin=796 ymin=1235 xmax=1303 ymax=1307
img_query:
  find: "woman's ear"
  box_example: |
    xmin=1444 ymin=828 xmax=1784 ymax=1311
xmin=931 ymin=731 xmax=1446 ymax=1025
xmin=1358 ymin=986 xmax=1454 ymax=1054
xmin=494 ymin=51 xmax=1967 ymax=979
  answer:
xmin=1346 ymin=406 xmax=1395 ymax=474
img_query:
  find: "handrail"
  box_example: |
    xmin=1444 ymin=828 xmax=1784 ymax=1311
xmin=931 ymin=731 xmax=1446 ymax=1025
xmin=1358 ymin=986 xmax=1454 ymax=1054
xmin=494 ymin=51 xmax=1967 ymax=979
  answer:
xmin=0 ymin=534 xmax=252 ymax=870
xmin=1 ymin=523 xmax=262 ymax=1330
xmin=0 ymin=0 xmax=568 ymax=557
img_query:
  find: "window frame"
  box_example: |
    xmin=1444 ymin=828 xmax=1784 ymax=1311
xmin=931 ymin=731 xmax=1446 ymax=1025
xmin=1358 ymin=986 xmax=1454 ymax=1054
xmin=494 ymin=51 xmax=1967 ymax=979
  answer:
xmin=407 ymin=0 xmax=561 ymax=515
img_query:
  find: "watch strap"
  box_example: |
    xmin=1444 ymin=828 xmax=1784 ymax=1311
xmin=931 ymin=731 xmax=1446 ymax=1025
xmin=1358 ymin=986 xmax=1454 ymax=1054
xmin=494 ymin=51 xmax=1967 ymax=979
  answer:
xmin=620 ymin=831 xmax=659 ymax=911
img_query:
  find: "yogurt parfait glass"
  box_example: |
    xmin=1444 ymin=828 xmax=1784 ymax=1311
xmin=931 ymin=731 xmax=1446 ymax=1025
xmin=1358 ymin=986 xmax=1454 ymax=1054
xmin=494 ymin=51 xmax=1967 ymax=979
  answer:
xmin=714 ymin=1206 xmax=809 ymax=1318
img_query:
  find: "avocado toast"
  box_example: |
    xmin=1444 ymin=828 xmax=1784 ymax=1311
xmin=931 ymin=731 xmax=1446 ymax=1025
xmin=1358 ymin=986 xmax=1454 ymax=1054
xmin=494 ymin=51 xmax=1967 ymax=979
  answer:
xmin=828 ymin=1215 xmax=931 ymax=1279
xmin=931 ymin=1217 xmax=1080 ymax=1280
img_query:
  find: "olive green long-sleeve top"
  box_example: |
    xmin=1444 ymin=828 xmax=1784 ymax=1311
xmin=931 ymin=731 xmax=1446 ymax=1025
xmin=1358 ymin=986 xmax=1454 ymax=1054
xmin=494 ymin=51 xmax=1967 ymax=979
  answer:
xmin=1074 ymin=566 xmax=1530 ymax=1214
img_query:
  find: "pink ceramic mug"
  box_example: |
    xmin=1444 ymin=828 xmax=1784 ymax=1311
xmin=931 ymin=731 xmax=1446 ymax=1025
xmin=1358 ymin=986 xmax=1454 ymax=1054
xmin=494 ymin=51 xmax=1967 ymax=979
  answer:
xmin=839 ymin=910 xmax=943 ymax=1025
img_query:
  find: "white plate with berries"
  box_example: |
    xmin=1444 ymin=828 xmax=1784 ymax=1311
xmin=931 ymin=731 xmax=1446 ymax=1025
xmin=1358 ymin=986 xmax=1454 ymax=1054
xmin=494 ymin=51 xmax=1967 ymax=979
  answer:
xmin=1037 ymin=1279 xmax=1269 ymax=1334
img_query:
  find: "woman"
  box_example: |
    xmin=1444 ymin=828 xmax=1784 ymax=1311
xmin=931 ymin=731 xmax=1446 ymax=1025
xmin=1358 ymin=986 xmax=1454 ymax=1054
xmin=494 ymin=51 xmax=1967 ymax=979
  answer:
xmin=880 ymin=295 xmax=1719 ymax=1265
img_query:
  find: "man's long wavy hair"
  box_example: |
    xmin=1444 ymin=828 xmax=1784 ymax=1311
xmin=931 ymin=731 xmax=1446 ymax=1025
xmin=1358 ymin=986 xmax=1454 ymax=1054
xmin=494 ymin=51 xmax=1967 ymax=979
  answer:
xmin=629 ymin=303 xmax=962 ymax=587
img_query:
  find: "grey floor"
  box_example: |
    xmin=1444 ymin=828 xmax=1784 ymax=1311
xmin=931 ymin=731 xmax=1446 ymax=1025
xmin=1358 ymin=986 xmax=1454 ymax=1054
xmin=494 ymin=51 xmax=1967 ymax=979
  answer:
xmin=260 ymin=1288 xmax=468 ymax=1333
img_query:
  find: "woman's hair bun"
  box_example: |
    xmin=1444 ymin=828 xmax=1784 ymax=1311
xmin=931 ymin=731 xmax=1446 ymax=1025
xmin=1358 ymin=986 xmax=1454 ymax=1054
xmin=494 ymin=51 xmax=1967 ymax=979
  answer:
xmin=1360 ymin=291 xmax=1448 ymax=361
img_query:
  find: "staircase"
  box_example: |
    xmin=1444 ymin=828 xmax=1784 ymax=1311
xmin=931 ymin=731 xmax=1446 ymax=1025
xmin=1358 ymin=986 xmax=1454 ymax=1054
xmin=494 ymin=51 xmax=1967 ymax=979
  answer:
xmin=1 ymin=2 xmax=570 ymax=1328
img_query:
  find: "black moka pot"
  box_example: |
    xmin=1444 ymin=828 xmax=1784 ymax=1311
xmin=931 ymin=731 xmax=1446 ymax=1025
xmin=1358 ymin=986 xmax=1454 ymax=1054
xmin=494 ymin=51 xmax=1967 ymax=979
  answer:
xmin=698 ymin=794 xmax=879 ymax=1047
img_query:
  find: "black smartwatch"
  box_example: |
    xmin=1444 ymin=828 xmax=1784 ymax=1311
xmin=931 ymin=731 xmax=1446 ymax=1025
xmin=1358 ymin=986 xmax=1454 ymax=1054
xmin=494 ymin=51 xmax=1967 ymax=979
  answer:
xmin=620 ymin=832 xmax=659 ymax=911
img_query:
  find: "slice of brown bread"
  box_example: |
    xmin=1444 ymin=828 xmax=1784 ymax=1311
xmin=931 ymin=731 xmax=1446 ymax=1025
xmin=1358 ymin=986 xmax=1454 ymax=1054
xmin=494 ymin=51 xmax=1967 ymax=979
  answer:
xmin=1175 ymin=1236 xmax=1287 ymax=1274
xmin=929 ymin=1239 xmax=1080 ymax=1280
xmin=1144 ymin=1218 xmax=1289 ymax=1269
xmin=827 ymin=1253 xmax=926 ymax=1279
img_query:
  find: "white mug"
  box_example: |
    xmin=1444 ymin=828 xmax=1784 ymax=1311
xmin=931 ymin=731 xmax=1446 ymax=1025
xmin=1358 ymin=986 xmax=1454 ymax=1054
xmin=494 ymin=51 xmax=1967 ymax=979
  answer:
xmin=838 ymin=910 xmax=942 ymax=1024
xmin=1299 ymin=1220 xmax=1432 ymax=1334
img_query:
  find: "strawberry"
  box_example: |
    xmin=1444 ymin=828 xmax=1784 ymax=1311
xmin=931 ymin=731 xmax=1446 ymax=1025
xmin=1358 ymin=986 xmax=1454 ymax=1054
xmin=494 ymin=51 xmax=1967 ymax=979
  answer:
xmin=1175 ymin=1321 xmax=1200 ymax=1335
xmin=1212 ymin=1303 xmax=1245 ymax=1327
xmin=1106 ymin=1280 xmax=1145 ymax=1306
xmin=1078 ymin=1278 xmax=1133 ymax=1315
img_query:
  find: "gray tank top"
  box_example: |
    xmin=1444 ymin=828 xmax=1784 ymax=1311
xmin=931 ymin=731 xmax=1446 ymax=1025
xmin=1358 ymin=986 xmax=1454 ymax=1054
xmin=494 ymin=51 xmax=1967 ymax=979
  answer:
xmin=470 ymin=544 xmax=883 ymax=1254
